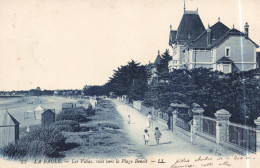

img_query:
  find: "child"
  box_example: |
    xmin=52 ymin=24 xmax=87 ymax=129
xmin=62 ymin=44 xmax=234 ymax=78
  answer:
xmin=26 ymin=125 xmax=30 ymax=133
xmin=154 ymin=127 xmax=162 ymax=145
xmin=128 ymin=115 xmax=131 ymax=124
xmin=143 ymin=129 xmax=150 ymax=145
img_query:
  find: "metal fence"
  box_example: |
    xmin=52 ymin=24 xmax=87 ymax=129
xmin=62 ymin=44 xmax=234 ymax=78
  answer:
xmin=176 ymin=118 xmax=191 ymax=132
xmin=228 ymin=123 xmax=256 ymax=153
xmin=202 ymin=116 xmax=216 ymax=137
xmin=162 ymin=113 xmax=169 ymax=121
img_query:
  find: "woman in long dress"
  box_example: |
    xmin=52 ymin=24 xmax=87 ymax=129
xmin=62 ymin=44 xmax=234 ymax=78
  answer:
xmin=146 ymin=112 xmax=152 ymax=128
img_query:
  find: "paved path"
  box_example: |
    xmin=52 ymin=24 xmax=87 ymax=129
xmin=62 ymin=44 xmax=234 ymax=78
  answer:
xmin=112 ymin=100 xmax=214 ymax=158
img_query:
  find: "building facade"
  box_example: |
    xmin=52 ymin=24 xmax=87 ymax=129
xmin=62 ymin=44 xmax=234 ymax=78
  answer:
xmin=168 ymin=9 xmax=259 ymax=73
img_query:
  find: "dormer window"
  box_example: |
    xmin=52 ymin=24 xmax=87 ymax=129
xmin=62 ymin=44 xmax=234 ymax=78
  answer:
xmin=225 ymin=47 xmax=231 ymax=57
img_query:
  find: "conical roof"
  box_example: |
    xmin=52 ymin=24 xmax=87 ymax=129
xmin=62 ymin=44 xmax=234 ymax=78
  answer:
xmin=176 ymin=11 xmax=205 ymax=42
xmin=154 ymin=55 xmax=161 ymax=65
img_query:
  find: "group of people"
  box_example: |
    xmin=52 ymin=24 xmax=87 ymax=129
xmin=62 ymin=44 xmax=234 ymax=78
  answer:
xmin=143 ymin=127 xmax=162 ymax=146
xmin=127 ymin=111 xmax=162 ymax=146
xmin=143 ymin=112 xmax=162 ymax=146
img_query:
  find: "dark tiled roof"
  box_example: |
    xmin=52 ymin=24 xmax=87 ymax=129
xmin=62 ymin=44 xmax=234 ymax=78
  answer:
xmin=186 ymin=23 xmax=259 ymax=50
xmin=188 ymin=22 xmax=230 ymax=49
xmin=175 ymin=13 xmax=205 ymax=42
xmin=154 ymin=55 xmax=161 ymax=65
xmin=211 ymin=22 xmax=230 ymax=39
xmin=146 ymin=63 xmax=153 ymax=70
xmin=212 ymin=28 xmax=259 ymax=48
xmin=216 ymin=56 xmax=234 ymax=63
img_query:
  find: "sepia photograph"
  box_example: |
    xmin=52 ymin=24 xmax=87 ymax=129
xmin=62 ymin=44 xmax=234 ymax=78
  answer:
xmin=0 ymin=0 xmax=260 ymax=167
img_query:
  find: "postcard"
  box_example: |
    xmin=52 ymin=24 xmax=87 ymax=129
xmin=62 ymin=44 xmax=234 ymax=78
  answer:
xmin=0 ymin=0 xmax=260 ymax=168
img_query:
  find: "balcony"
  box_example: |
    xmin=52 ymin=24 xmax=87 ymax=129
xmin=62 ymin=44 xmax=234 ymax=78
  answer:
xmin=168 ymin=60 xmax=183 ymax=70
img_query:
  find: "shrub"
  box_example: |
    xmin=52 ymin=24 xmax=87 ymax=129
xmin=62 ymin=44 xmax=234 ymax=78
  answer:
xmin=23 ymin=127 xmax=66 ymax=150
xmin=56 ymin=107 xmax=89 ymax=122
xmin=27 ymin=140 xmax=55 ymax=157
xmin=53 ymin=120 xmax=80 ymax=132
xmin=0 ymin=127 xmax=66 ymax=159
xmin=0 ymin=142 xmax=27 ymax=159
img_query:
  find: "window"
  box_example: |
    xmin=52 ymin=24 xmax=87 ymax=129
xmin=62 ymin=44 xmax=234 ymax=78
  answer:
xmin=225 ymin=47 xmax=230 ymax=57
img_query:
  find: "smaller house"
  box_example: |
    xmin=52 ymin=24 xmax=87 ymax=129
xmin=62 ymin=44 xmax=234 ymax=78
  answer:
xmin=0 ymin=111 xmax=20 ymax=148
xmin=41 ymin=109 xmax=55 ymax=128
xmin=147 ymin=50 xmax=162 ymax=85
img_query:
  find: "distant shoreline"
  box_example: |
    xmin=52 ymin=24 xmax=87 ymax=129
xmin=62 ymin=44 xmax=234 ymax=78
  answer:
xmin=0 ymin=96 xmax=23 ymax=98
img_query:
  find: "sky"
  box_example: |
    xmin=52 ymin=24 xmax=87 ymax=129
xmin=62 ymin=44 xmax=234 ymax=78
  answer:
xmin=0 ymin=0 xmax=260 ymax=91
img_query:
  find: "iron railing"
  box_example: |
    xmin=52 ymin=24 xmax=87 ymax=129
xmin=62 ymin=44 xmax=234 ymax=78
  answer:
xmin=202 ymin=116 xmax=216 ymax=137
xmin=176 ymin=118 xmax=191 ymax=132
xmin=228 ymin=123 xmax=256 ymax=153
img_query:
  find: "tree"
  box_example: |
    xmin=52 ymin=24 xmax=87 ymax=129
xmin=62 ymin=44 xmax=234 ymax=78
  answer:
xmin=105 ymin=60 xmax=149 ymax=102
xmin=83 ymin=85 xmax=107 ymax=96
xmin=157 ymin=49 xmax=171 ymax=82
xmin=143 ymin=49 xmax=171 ymax=111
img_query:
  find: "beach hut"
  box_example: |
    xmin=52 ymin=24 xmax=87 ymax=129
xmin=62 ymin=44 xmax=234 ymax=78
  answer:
xmin=41 ymin=109 xmax=55 ymax=128
xmin=34 ymin=106 xmax=44 ymax=120
xmin=0 ymin=111 xmax=20 ymax=148
xmin=62 ymin=102 xmax=76 ymax=110
xmin=24 ymin=110 xmax=36 ymax=120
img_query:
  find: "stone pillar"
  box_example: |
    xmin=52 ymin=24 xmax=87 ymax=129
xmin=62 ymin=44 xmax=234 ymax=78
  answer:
xmin=214 ymin=109 xmax=231 ymax=145
xmin=172 ymin=110 xmax=177 ymax=129
xmin=191 ymin=106 xmax=204 ymax=144
xmin=254 ymin=117 xmax=260 ymax=153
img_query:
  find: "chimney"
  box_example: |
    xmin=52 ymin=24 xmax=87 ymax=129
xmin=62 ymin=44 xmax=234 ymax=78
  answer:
xmin=207 ymin=24 xmax=211 ymax=46
xmin=244 ymin=22 xmax=249 ymax=37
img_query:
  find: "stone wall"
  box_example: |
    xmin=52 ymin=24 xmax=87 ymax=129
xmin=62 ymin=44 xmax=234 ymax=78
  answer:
xmin=131 ymin=100 xmax=260 ymax=155
xmin=133 ymin=101 xmax=142 ymax=111
xmin=141 ymin=104 xmax=152 ymax=115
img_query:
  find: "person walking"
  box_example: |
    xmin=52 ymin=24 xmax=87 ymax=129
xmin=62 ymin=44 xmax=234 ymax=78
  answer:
xmin=127 ymin=115 xmax=131 ymax=124
xmin=146 ymin=112 xmax=152 ymax=128
xmin=154 ymin=127 xmax=162 ymax=145
xmin=143 ymin=129 xmax=150 ymax=146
